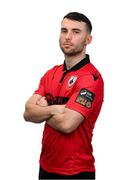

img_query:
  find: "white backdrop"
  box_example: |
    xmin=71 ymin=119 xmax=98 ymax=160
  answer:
xmin=0 ymin=0 xmax=127 ymax=179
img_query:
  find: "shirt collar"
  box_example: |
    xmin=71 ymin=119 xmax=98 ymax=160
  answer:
xmin=63 ymin=54 xmax=90 ymax=72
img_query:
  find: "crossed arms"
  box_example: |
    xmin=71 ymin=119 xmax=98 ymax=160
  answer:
xmin=23 ymin=94 xmax=84 ymax=133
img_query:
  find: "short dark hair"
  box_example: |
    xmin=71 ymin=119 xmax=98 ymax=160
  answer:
xmin=63 ymin=12 xmax=92 ymax=34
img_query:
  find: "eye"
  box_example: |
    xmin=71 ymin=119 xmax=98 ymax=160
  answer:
xmin=73 ymin=30 xmax=80 ymax=34
xmin=74 ymin=31 xmax=79 ymax=34
xmin=61 ymin=28 xmax=67 ymax=33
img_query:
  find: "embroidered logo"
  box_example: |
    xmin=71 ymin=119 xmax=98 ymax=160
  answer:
xmin=68 ymin=76 xmax=77 ymax=87
xmin=75 ymin=88 xmax=95 ymax=108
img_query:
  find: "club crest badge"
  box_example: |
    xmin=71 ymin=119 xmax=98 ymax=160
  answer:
xmin=68 ymin=76 xmax=77 ymax=87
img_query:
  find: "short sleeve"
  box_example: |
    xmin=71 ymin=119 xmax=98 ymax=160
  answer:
xmin=66 ymin=74 xmax=104 ymax=119
xmin=34 ymin=71 xmax=49 ymax=96
xmin=34 ymin=65 xmax=60 ymax=97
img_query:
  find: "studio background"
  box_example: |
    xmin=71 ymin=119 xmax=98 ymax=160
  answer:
xmin=0 ymin=0 xmax=127 ymax=179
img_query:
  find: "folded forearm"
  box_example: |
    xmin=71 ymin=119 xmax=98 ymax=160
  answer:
xmin=46 ymin=113 xmax=70 ymax=133
xmin=24 ymin=104 xmax=53 ymax=123
xmin=24 ymin=104 xmax=65 ymax=123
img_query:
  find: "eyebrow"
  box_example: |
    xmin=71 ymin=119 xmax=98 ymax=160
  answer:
xmin=72 ymin=28 xmax=81 ymax=31
xmin=61 ymin=28 xmax=81 ymax=31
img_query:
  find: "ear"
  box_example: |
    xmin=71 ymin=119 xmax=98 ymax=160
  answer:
xmin=85 ymin=35 xmax=92 ymax=45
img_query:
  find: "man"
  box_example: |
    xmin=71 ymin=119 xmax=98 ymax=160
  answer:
xmin=23 ymin=12 xmax=104 ymax=179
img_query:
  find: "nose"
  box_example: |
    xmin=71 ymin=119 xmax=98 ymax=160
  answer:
xmin=65 ymin=31 xmax=72 ymax=40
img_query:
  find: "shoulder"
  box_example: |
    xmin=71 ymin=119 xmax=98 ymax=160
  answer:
xmin=40 ymin=64 xmax=63 ymax=79
xmin=45 ymin=64 xmax=63 ymax=74
xmin=77 ymin=63 xmax=104 ymax=87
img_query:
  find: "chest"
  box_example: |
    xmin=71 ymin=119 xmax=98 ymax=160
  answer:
xmin=44 ymin=71 xmax=79 ymax=104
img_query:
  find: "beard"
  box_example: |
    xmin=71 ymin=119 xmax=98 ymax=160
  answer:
xmin=60 ymin=41 xmax=85 ymax=57
xmin=60 ymin=47 xmax=83 ymax=56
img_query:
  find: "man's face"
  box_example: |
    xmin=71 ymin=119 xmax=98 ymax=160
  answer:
xmin=59 ymin=18 xmax=91 ymax=56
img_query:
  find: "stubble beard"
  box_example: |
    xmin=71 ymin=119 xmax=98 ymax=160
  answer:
xmin=60 ymin=45 xmax=84 ymax=57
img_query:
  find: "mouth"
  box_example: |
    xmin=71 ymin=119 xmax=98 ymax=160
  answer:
xmin=63 ymin=43 xmax=73 ymax=47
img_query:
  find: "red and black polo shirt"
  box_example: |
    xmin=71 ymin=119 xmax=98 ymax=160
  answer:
xmin=35 ymin=54 xmax=104 ymax=175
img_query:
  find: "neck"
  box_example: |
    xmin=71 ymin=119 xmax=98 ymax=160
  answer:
xmin=65 ymin=51 xmax=86 ymax=70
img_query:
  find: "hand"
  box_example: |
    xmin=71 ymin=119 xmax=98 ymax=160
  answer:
xmin=36 ymin=97 xmax=48 ymax=107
